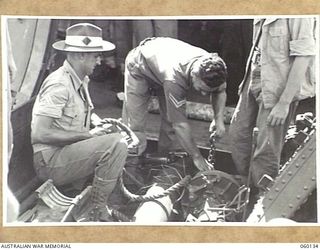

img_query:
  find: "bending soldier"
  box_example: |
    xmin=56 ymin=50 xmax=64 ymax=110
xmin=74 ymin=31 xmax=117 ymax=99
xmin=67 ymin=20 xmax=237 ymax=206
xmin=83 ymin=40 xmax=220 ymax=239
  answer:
xmin=122 ymin=37 xmax=228 ymax=172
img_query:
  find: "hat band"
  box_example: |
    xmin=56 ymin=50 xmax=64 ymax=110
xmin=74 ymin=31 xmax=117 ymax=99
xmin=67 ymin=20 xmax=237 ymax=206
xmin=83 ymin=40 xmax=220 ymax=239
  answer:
xmin=65 ymin=35 xmax=103 ymax=48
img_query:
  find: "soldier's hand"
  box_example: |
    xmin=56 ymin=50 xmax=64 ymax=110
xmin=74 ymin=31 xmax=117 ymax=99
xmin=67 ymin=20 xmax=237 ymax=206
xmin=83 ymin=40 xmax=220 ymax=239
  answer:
xmin=267 ymin=102 xmax=290 ymax=127
xmin=209 ymin=120 xmax=225 ymax=138
xmin=215 ymin=122 xmax=225 ymax=138
xmin=193 ymin=155 xmax=214 ymax=172
xmin=89 ymin=126 xmax=112 ymax=136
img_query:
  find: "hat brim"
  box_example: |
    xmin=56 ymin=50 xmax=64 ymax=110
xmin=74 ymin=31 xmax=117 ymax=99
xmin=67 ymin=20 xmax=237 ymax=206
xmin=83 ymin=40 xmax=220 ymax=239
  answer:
xmin=52 ymin=40 xmax=116 ymax=52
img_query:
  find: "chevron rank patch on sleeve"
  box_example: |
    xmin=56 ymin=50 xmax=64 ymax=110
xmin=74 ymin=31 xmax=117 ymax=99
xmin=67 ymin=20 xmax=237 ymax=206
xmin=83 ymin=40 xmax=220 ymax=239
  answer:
xmin=169 ymin=92 xmax=186 ymax=108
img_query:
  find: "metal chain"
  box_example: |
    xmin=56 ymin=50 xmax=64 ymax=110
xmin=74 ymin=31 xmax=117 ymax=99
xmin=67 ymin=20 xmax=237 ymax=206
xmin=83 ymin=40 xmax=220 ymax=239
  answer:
xmin=207 ymin=131 xmax=216 ymax=168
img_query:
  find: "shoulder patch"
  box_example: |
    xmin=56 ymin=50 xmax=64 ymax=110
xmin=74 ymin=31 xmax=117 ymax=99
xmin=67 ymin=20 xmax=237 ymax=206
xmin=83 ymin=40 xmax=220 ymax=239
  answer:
xmin=169 ymin=93 xmax=186 ymax=108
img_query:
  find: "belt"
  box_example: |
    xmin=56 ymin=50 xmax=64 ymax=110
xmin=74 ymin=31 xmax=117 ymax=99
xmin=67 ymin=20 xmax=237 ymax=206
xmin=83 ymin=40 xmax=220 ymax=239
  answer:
xmin=138 ymin=37 xmax=156 ymax=46
xmin=251 ymin=47 xmax=261 ymax=65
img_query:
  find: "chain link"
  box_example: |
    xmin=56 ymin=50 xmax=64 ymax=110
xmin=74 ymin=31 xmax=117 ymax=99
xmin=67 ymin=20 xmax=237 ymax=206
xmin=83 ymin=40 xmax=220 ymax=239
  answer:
xmin=207 ymin=131 xmax=216 ymax=167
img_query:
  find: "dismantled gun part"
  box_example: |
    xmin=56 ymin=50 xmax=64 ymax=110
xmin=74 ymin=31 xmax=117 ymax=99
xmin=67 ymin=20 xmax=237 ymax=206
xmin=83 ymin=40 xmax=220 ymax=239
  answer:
xmin=181 ymin=170 xmax=248 ymax=222
xmin=281 ymin=112 xmax=315 ymax=165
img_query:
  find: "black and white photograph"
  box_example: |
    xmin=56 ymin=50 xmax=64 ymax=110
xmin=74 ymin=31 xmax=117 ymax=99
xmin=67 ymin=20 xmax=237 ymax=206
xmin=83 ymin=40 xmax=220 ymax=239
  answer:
xmin=2 ymin=16 xmax=318 ymax=226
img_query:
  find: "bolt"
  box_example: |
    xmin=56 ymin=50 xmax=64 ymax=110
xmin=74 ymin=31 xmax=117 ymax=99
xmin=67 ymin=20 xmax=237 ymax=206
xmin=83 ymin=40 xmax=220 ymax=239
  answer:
xmin=281 ymin=213 xmax=286 ymax=217
xmin=288 ymin=171 xmax=292 ymax=176
xmin=311 ymin=176 xmax=316 ymax=181
xmin=282 ymin=179 xmax=286 ymax=184
xmin=289 ymin=204 xmax=293 ymax=208
xmin=304 ymin=186 xmax=308 ymax=190
xmin=296 ymin=195 xmax=301 ymax=200
xmin=296 ymin=164 xmax=299 ymax=168
xmin=301 ymin=155 xmax=306 ymax=159
xmin=275 ymin=188 xmax=279 ymax=192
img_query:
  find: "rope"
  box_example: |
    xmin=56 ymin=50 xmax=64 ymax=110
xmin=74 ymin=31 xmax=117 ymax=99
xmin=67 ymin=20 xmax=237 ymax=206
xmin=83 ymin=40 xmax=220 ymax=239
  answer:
xmin=101 ymin=118 xmax=139 ymax=147
xmin=111 ymin=208 xmax=133 ymax=222
xmin=119 ymin=174 xmax=191 ymax=202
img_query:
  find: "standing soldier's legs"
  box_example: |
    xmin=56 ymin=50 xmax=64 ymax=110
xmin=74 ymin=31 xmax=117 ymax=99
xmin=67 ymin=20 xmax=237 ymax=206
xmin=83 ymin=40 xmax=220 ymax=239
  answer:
xmin=132 ymin=20 xmax=154 ymax=47
xmin=132 ymin=20 xmax=178 ymax=47
xmin=229 ymin=79 xmax=259 ymax=176
xmin=153 ymin=20 xmax=178 ymax=38
xmin=251 ymin=100 xmax=298 ymax=187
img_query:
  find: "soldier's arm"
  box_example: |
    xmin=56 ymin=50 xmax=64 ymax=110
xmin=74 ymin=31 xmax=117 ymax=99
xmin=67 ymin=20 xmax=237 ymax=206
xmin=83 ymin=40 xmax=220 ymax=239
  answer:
xmin=31 ymin=115 xmax=92 ymax=147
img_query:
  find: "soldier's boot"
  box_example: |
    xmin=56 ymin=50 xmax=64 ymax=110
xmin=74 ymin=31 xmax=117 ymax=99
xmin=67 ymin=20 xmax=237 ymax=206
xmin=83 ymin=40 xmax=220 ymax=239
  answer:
xmin=73 ymin=175 xmax=118 ymax=222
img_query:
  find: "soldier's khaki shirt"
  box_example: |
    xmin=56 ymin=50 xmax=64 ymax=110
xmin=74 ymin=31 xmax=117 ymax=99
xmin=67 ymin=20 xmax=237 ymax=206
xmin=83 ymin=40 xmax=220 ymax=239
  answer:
xmin=32 ymin=60 xmax=93 ymax=153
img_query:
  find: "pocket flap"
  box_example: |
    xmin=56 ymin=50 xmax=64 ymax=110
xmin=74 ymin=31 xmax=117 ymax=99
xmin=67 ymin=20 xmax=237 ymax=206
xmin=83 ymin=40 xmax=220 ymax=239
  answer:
xmin=269 ymin=27 xmax=287 ymax=36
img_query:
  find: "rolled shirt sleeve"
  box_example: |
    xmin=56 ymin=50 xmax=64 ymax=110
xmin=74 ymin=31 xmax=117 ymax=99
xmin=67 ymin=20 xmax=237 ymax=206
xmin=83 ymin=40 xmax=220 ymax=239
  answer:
xmin=289 ymin=18 xmax=316 ymax=56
